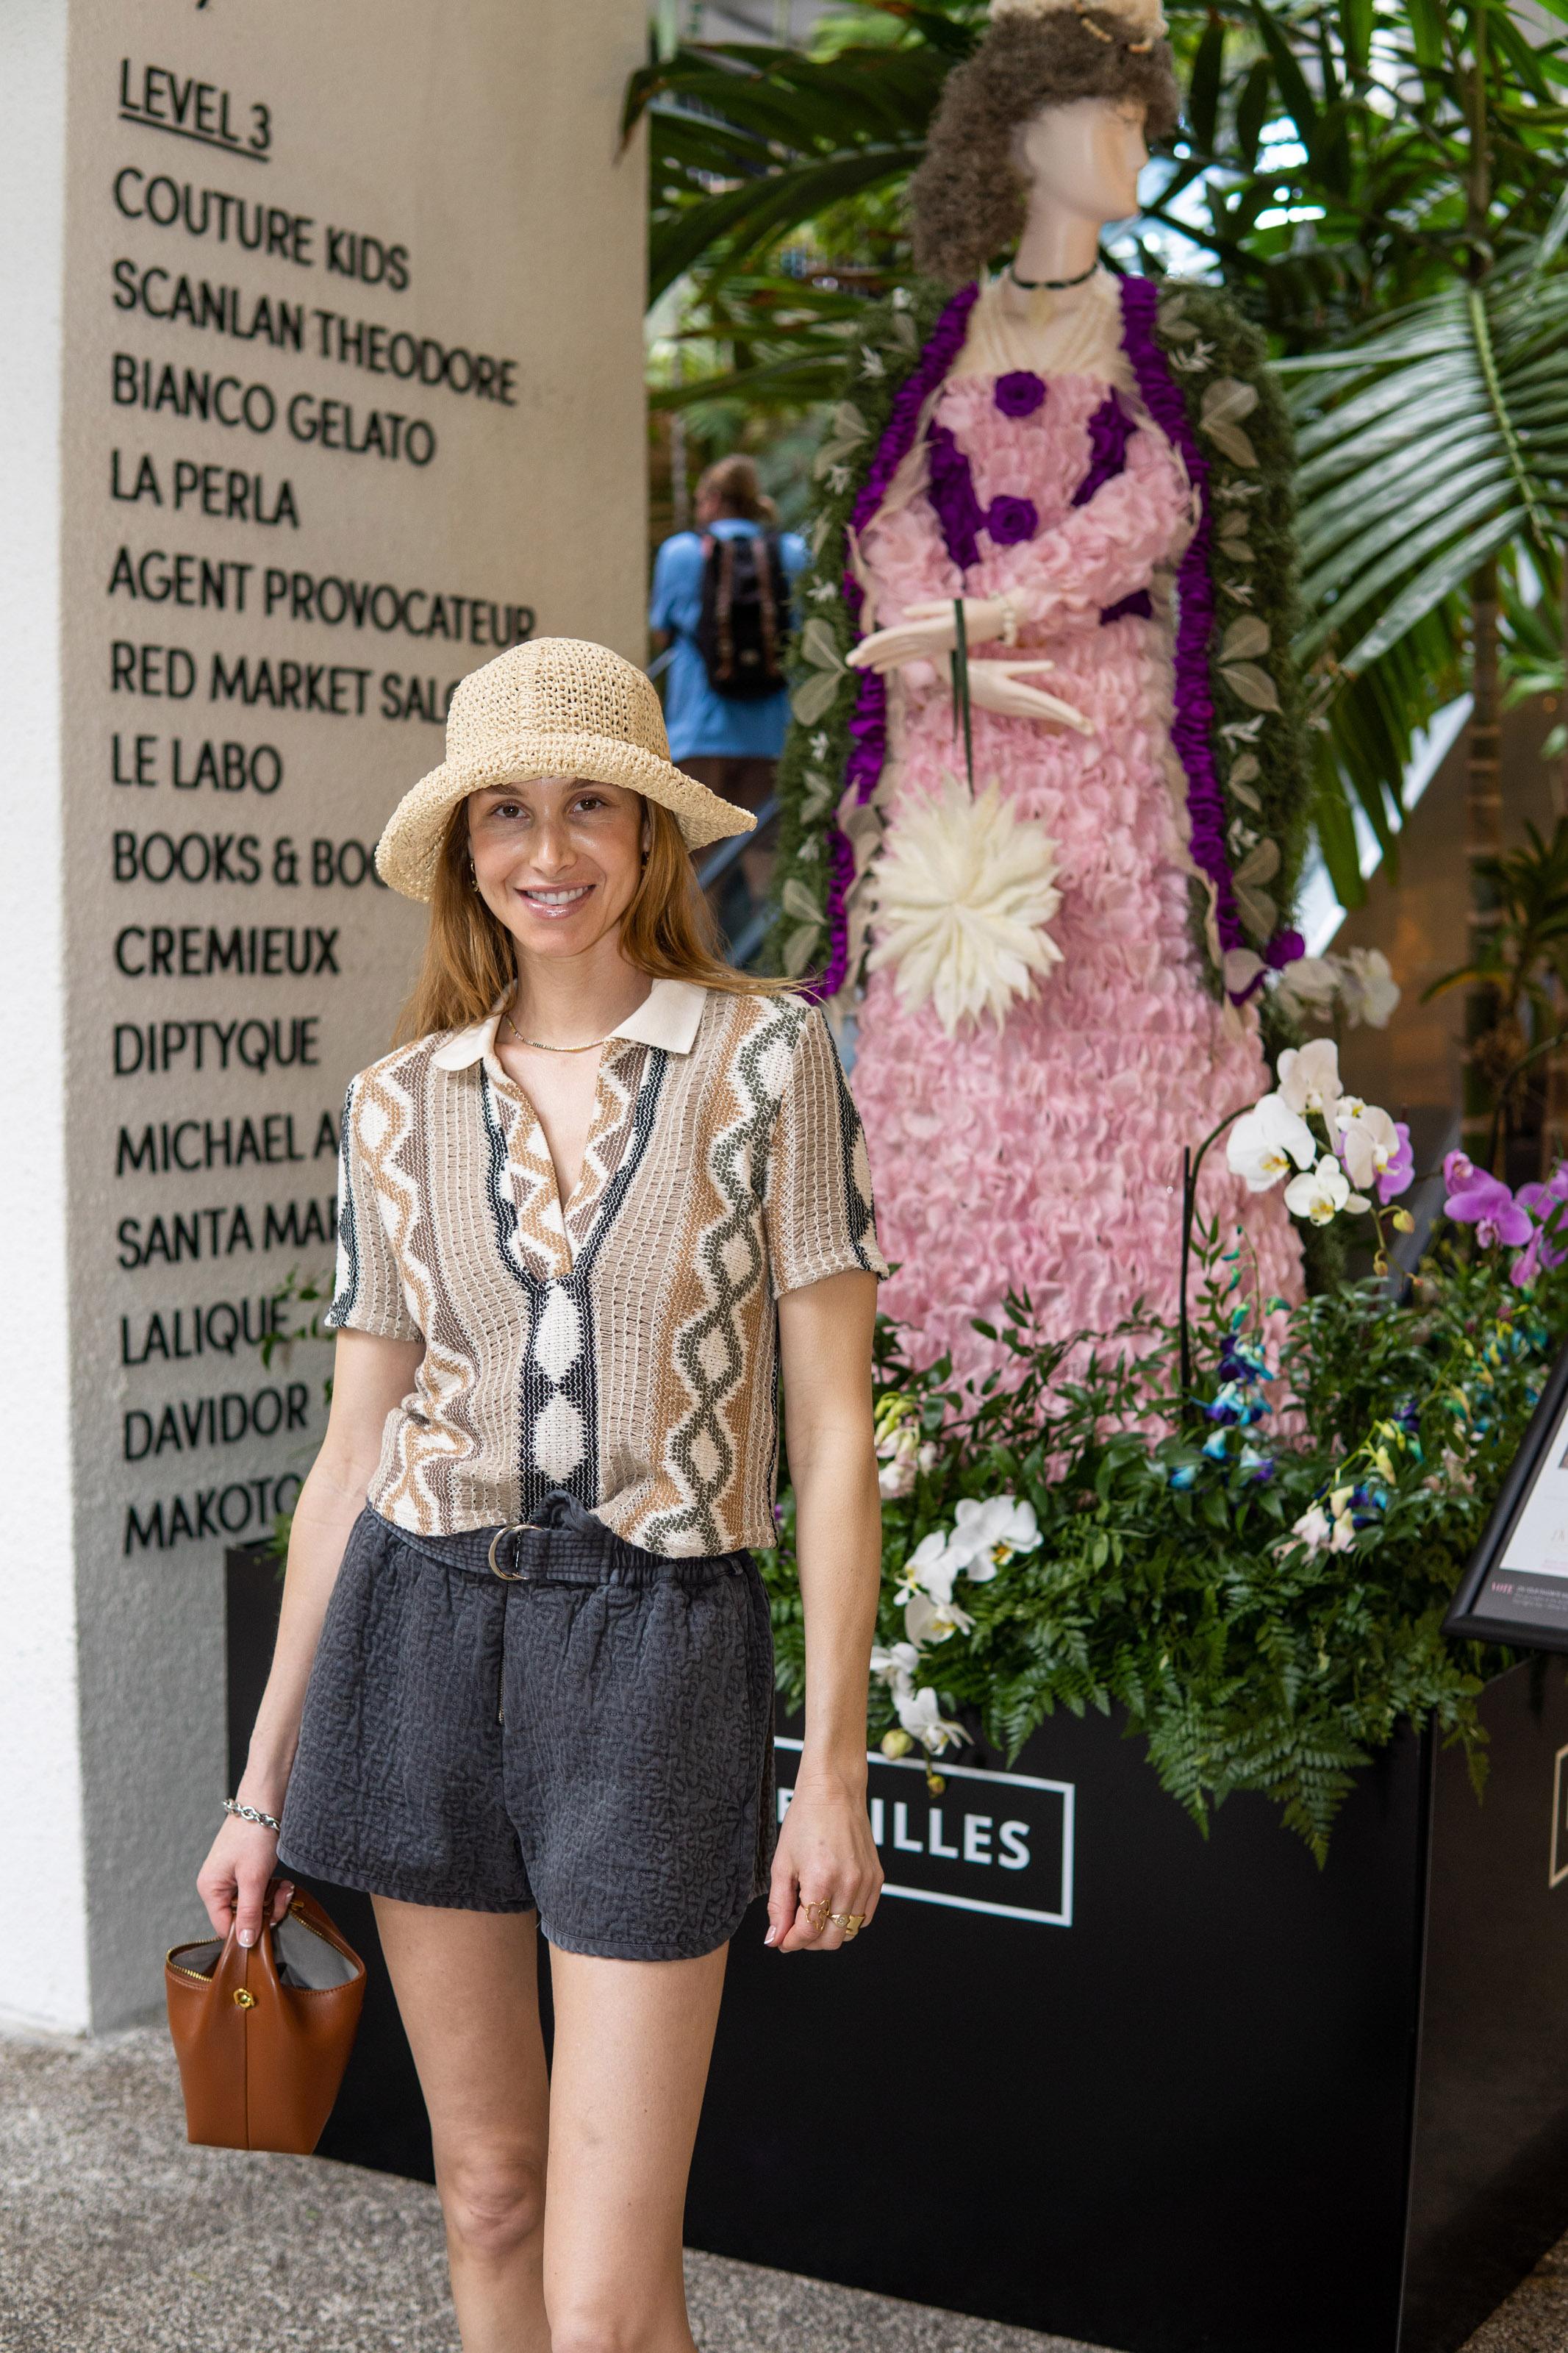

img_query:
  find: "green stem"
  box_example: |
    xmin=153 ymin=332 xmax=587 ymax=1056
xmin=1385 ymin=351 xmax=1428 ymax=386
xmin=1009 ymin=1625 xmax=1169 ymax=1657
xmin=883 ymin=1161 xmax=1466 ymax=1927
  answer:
xmin=952 ymin=597 xmax=974 ymax=796
xmin=1179 ymin=1104 xmax=1254 ymax=1423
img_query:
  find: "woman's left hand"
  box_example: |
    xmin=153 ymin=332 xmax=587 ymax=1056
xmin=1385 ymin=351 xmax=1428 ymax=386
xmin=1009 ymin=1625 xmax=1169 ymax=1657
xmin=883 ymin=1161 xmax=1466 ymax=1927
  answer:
xmin=766 ymin=1765 xmax=883 ymax=1954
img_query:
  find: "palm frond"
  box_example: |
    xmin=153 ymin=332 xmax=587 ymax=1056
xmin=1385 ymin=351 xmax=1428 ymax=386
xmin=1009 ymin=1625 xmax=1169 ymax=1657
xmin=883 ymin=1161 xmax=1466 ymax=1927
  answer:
xmin=1284 ymin=268 xmax=1568 ymax=677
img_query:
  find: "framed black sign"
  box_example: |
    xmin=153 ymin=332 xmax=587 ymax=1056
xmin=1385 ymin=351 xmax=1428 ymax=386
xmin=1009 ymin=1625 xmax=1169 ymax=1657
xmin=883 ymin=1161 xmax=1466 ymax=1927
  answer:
xmin=1445 ymin=1339 xmax=1568 ymax=1652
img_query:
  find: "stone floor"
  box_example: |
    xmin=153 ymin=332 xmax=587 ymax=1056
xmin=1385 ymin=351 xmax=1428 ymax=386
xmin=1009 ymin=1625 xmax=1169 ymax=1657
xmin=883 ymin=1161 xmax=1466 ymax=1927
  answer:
xmin=0 ymin=2024 xmax=1562 ymax=2353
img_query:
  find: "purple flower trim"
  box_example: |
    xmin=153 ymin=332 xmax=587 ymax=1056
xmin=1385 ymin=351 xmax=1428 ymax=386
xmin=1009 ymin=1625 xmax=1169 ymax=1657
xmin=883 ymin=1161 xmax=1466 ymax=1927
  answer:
xmin=843 ymin=671 xmax=888 ymax=809
xmin=1072 ymin=388 xmax=1134 ymax=508
xmin=1099 ymin=588 xmax=1153 ymax=626
xmin=1117 ymin=276 xmax=1247 ymax=982
xmin=995 ymin=369 xmax=1046 ymax=418
xmin=845 ymin=284 xmax=981 ymax=588
xmin=839 ymin=284 xmax=981 ymax=824
xmin=807 ymin=824 xmax=858 ymax=1002
xmin=928 ymin=421 xmax=984 ymax=570
xmin=987 ymin=493 xmax=1039 ymax=546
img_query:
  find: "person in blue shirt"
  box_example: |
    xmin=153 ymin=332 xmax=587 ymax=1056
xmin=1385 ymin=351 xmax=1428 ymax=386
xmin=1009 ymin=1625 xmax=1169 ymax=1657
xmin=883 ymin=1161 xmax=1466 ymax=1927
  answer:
xmin=650 ymin=454 xmax=808 ymax=916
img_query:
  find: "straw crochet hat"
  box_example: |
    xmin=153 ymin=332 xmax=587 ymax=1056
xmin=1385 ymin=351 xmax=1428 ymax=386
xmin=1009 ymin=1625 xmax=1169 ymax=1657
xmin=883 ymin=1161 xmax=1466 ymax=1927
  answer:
xmin=376 ymin=636 xmax=755 ymax=901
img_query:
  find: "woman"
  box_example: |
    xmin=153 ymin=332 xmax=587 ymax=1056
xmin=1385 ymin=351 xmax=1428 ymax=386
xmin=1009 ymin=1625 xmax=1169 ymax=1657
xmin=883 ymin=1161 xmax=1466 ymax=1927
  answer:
xmin=650 ymin=454 xmax=808 ymax=915
xmin=196 ymin=636 xmax=887 ymax=2353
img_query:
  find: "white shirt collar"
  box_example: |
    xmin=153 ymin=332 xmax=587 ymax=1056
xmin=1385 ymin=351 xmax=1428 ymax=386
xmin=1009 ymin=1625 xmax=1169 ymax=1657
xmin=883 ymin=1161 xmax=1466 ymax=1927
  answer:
xmin=431 ymin=978 xmax=709 ymax=1071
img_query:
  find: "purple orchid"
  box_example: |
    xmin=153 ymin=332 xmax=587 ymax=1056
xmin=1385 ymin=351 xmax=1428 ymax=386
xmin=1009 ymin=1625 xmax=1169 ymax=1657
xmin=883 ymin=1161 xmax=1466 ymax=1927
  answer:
xmin=1442 ymin=1154 xmax=1533 ymax=1249
xmin=987 ymin=493 xmax=1039 ymax=546
xmin=1511 ymin=1173 xmax=1568 ymax=1287
xmin=1376 ymin=1121 xmax=1414 ymax=1204
xmin=995 ymin=370 xmax=1047 ymax=418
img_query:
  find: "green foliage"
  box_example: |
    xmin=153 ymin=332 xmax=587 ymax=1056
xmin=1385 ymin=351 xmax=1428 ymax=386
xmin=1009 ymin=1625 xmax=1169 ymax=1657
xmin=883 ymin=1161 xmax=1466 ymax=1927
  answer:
xmin=759 ymin=1227 xmax=1568 ymax=1860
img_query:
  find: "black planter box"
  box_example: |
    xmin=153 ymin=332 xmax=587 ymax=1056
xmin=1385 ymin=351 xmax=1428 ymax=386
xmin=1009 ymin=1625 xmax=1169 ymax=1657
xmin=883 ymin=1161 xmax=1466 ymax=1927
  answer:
xmin=227 ymin=1547 xmax=1568 ymax=2353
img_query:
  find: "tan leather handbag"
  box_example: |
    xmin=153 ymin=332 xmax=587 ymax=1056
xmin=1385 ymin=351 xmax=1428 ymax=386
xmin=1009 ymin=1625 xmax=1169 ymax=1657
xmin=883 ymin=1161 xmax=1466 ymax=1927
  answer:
xmin=165 ymin=1886 xmax=366 ymax=2154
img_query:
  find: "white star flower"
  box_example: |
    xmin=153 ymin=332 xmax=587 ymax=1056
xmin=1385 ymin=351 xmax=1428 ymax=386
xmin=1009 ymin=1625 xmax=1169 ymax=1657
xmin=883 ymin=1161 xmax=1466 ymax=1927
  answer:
xmin=867 ymin=775 xmax=1063 ymax=1037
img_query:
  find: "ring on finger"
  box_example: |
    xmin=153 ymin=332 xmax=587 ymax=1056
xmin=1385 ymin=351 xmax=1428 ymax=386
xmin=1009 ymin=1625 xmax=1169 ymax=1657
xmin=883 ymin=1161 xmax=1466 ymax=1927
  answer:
xmin=803 ymin=1898 xmax=832 ymax=1936
xmin=829 ymin=1910 xmax=866 ymax=1940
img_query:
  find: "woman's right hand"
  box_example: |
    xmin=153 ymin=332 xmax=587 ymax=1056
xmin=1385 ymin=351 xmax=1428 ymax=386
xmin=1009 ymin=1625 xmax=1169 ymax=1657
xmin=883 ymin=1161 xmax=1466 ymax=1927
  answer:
xmin=196 ymin=1811 xmax=295 ymax=1948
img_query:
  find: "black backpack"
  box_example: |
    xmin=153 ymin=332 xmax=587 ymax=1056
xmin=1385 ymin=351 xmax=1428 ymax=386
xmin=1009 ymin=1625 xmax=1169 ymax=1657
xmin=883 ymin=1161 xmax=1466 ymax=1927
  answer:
xmin=695 ymin=529 xmax=791 ymax=701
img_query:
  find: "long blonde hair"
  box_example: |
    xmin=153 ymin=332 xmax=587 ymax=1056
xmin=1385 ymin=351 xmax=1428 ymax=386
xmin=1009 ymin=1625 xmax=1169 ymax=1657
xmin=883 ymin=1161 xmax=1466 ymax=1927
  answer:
xmin=394 ymin=794 xmax=792 ymax=1044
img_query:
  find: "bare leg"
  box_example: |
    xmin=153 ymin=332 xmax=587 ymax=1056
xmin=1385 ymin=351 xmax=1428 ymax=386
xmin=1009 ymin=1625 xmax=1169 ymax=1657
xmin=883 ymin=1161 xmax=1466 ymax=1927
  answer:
xmin=543 ymin=1943 xmax=728 ymax=2353
xmin=373 ymin=1897 xmax=551 ymax=2353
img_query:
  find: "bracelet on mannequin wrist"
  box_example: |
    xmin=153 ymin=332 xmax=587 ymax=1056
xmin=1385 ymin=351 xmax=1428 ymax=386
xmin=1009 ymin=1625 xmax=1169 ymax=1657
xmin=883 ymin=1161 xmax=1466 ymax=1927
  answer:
xmin=995 ymin=593 xmax=1020 ymax=648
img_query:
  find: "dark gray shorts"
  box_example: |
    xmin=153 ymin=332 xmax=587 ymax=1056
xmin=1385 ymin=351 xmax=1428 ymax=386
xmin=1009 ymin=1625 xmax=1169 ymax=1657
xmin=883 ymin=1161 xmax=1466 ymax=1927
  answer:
xmin=276 ymin=1493 xmax=777 ymax=1962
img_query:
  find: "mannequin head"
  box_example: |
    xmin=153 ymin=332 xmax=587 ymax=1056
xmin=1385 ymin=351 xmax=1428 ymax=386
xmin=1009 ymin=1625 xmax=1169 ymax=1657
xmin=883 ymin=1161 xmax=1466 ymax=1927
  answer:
xmin=1013 ymin=94 xmax=1148 ymax=231
xmin=912 ymin=7 xmax=1178 ymax=285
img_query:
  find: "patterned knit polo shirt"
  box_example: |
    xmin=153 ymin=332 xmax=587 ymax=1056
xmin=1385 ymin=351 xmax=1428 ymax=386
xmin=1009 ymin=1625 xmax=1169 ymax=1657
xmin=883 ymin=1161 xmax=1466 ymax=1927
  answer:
xmin=326 ymin=978 xmax=888 ymax=1555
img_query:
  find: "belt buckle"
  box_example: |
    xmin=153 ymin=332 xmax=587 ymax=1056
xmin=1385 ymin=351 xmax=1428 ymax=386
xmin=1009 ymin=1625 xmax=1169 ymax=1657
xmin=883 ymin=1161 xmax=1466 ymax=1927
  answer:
xmin=488 ymin=1521 xmax=545 ymax=1582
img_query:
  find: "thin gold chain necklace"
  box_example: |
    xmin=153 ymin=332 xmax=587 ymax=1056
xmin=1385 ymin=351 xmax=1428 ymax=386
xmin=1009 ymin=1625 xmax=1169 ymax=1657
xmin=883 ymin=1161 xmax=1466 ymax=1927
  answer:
xmin=501 ymin=1007 xmax=612 ymax=1054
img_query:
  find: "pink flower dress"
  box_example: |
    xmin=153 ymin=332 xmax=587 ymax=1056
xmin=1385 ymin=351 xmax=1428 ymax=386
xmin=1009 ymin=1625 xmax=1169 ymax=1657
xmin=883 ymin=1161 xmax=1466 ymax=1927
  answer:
xmin=847 ymin=275 xmax=1302 ymax=1378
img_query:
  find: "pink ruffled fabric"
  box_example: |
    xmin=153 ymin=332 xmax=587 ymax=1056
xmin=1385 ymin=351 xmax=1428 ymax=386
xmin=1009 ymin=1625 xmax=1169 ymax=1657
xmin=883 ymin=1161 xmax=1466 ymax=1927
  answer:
xmin=854 ymin=373 xmax=1303 ymax=1384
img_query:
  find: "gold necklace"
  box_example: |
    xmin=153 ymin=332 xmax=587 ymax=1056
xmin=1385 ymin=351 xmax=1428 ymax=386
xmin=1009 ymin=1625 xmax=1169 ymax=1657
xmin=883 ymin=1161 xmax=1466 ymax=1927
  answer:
xmin=501 ymin=1008 xmax=612 ymax=1054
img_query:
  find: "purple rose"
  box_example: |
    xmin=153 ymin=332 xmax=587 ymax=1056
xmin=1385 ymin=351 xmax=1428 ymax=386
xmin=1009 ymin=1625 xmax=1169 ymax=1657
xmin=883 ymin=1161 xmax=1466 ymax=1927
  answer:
xmin=995 ymin=371 xmax=1046 ymax=418
xmin=987 ymin=494 xmax=1039 ymax=547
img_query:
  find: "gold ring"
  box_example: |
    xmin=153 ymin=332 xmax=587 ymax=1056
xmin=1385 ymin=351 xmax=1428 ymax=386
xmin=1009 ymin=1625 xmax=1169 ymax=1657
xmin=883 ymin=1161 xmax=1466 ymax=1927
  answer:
xmin=829 ymin=1911 xmax=865 ymax=1938
xmin=803 ymin=1898 xmax=832 ymax=1935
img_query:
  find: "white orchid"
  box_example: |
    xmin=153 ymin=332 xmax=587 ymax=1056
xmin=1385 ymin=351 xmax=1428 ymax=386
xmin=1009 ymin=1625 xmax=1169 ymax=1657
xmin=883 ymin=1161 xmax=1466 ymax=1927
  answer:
xmin=870 ymin=1641 xmax=921 ymax=1696
xmin=905 ymin=1589 xmax=975 ymax=1646
xmin=1225 ymin=1092 xmax=1317 ymax=1193
xmin=1276 ymin=1038 xmax=1342 ymax=1123
xmin=892 ymin=1532 xmax=973 ymax=1643
xmin=893 ymin=1531 xmax=952 ymax=1604
xmin=1336 ymin=1099 xmax=1401 ymax=1192
xmin=1274 ymin=946 xmax=1400 ymax=1032
xmin=1339 ymin=946 xmax=1400 ymax=1029
xmin=1273 ymin=954 xmax=1339 ymax=1013
xmin=1284 ymin=1154 xmax=1356 ymax=1225
xmin=893 ymin=1684 xmax=967 ymax=1757
xmin=946 ymin=1494 xmax=1040 ymax=1581
xmin=1290 ymin=1499 xmax=1355 ymax=1557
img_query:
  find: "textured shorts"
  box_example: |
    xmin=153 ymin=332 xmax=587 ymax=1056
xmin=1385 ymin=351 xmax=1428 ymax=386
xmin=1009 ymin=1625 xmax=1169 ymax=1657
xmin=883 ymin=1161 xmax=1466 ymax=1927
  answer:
xmin=276 ymin=1493 xmax=778 ymax=1961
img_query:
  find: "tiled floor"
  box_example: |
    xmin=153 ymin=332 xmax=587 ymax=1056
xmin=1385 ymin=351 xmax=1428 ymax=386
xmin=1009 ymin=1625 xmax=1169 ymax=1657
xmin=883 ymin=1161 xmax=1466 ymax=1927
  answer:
xmin=0 ymin=2023 xmax=1556 ymax=2353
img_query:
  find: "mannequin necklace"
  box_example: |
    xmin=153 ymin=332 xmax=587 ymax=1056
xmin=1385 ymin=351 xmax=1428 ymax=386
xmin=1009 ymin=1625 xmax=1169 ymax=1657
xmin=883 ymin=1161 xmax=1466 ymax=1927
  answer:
xmin=1007 ymin=259 xmax=1101 ymax=292
xmin=501 ymin=1007 xmax=611 ymax=1054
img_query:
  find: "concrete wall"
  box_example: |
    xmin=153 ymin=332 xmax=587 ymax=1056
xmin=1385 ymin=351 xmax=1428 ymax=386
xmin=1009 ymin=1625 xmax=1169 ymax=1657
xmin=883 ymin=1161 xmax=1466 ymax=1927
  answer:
xmin=1 ymin=0 xmax=647 ymax=2032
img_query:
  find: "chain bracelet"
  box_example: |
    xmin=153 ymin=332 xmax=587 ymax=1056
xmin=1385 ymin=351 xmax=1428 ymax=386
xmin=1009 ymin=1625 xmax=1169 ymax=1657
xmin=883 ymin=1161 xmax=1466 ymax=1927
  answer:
xmin=223 ymin=1797 xmax=282 ymax=1834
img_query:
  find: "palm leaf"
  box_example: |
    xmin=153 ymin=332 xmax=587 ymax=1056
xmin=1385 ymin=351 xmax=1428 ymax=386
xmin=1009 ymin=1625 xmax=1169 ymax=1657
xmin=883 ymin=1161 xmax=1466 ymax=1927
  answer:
xmin=1284 ymin=268 xmax=1568 ymax=678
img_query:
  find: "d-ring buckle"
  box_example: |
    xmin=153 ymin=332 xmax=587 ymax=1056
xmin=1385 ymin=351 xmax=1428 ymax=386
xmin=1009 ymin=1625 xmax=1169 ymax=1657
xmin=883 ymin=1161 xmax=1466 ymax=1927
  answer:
xmin=487 ymin=1522 xmax=543 ymax=1580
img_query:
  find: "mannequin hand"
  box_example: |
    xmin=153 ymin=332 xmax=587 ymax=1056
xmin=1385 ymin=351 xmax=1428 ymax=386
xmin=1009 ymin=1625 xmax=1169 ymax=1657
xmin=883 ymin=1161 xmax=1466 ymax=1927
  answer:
xmin=964 ymin=657 xmax=1095 ymax=734
xmin=848 ymin=595 xmax=1012 ymax=674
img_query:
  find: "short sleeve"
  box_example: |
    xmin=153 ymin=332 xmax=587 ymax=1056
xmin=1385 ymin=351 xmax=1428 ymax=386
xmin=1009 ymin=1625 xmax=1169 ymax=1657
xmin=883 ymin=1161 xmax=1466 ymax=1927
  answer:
xmin=763 ymin=1008 xmax=890 ymax=1297
xmin=323 ymin=1074 xmax=423 ymax=1341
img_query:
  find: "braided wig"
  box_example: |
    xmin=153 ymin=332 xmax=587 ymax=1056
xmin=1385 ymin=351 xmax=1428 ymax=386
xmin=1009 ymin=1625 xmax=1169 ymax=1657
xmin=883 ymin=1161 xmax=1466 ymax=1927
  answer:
xmin=912 ymin=10 xmax=1181 ymax=285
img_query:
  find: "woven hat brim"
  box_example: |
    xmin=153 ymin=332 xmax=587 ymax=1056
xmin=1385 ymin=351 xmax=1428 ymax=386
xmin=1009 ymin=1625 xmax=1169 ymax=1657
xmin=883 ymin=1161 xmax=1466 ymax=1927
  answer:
xmin=376 ymin=731 xmax=756 ymax=901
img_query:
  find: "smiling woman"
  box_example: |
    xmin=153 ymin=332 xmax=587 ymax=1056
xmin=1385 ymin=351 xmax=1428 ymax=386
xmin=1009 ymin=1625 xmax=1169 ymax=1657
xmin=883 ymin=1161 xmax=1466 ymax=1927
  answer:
xmin=196 ymin=635 xmax=890 ymax=2353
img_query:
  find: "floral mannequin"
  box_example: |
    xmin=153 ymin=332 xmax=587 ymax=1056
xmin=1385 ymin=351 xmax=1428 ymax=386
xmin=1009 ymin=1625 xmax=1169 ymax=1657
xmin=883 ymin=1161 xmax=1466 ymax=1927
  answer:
xmin=774 ymin=0 xmax=1309 ymax=1379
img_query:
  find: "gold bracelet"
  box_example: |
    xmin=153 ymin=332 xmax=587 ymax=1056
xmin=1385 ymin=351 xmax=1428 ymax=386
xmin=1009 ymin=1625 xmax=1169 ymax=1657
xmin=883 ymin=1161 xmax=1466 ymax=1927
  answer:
xmin=996 ymin=593 xmax=1020 ymax=649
